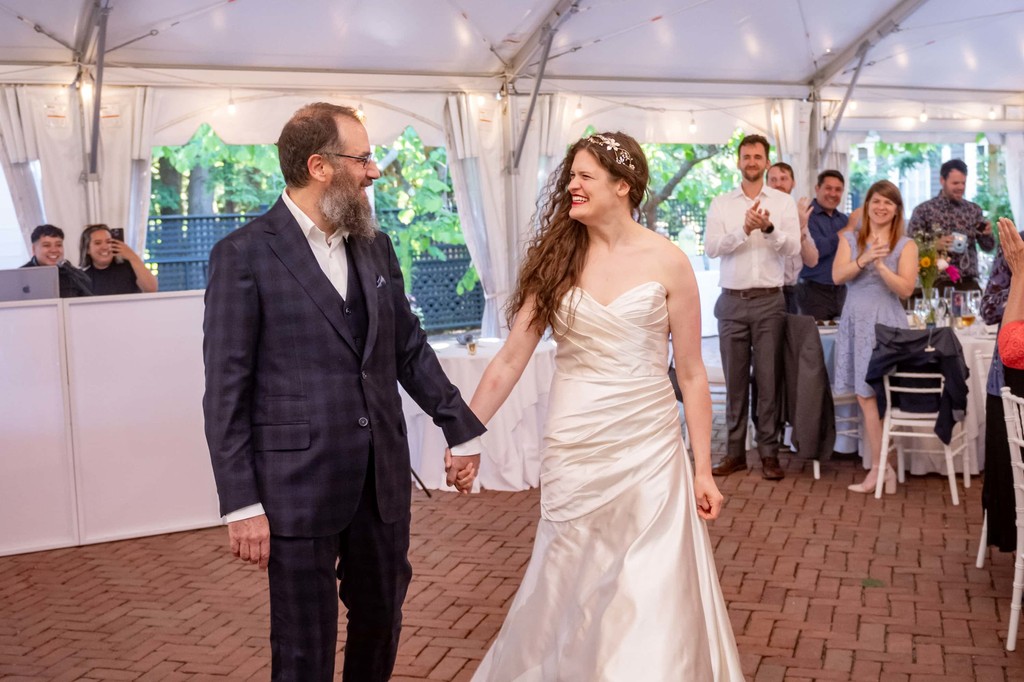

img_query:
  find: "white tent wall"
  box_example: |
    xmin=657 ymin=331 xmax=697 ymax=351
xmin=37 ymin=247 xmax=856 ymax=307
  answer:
xmin=0 ymin=85 xmax=45 ymax=251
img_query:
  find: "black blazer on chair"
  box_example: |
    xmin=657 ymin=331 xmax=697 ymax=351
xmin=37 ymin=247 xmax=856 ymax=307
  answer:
xmin=783 ymin=314 xmax=836 ymax=460
xmin=202 ymin=198 xmax=485 ymax=537
xmin=864 ymin=324 xmax=969 ymax=444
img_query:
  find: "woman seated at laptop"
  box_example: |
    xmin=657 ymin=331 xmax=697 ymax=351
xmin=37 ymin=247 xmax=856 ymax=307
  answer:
xmin=20 ymin=224 xmax=92 ymax=298
xmin=79 ymin=224 xmax=158 ymax=295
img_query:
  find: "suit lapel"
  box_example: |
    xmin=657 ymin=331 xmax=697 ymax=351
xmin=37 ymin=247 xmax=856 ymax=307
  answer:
xmin=264 ymin=200 xmax=359 ymax=356
xmin=348 ymin=236 xmax=379 ymax=362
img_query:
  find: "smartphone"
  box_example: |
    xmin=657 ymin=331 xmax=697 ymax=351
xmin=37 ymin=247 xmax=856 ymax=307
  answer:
xmin=109 ymin=227 xmax=125 ymax=241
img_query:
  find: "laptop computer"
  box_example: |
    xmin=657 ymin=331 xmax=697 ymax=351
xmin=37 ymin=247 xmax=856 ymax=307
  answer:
xmin=0 ymin=266 xmax=60 ymax=302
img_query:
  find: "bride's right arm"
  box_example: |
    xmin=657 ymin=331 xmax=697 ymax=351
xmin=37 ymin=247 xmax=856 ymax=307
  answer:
xmin=469 ymin=295 xmax=543 ymax=425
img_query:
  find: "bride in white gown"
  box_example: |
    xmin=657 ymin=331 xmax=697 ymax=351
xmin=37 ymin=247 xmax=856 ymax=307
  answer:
xmin=450 ymin=132 xmax=744 ymax=681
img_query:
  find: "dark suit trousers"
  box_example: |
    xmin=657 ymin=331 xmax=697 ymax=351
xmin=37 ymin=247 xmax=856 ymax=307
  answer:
xmin=715 ymin=291 xmax=785 ymax=461
xmin=267 ymin=458 xmax=412 ymax=682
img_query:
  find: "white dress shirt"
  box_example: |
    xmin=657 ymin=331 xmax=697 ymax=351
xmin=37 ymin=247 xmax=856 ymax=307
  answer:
xmin=704 ymin=184 xmax=800 ymax=290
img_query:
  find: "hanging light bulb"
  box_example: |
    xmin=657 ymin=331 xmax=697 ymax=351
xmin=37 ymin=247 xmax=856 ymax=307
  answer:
xmin=80 ymin=80 xmax=93 ymax=100
xmin=227 ymin=90 xmax=237 ymax=116
xmin=918 ymin=107 xmax=928 ymax=123
xmin=356 ymin=103 xmax=365 ymax=121
xmin=574 ymin=98 xmax=583 ymax=119
xmin=476 ymin=94 xmax=486 ymax=105
xmin=848 ymin=100 xmax=858 ymax=111
xmin=988 ymin=106 xmax=998 ymax=120
xmin=688 ymin=112 xmax=697 ymax=134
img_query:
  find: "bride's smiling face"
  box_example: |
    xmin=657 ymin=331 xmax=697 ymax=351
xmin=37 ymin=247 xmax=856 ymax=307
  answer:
xmin=567 ymin=149 xmax=628 ymax=224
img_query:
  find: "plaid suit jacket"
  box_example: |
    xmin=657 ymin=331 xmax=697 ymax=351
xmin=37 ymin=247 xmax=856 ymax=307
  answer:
xmin=202 ymin=198 xmax=485 ymax=536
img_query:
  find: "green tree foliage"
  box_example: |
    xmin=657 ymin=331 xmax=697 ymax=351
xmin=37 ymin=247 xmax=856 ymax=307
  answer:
xmin=640 ymin=129 xmax=744 ymax=255
xmin=150 ymin=123 xmax=284 ymax=215
xmin=374 ymin=126 xmax=474 ymax=294
xmin=848 ymin=142 xmax=939 ymax=203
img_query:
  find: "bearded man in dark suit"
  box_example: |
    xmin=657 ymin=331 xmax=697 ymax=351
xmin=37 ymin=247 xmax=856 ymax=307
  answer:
xmin=203 ymin=102 xmax=485 ymax=682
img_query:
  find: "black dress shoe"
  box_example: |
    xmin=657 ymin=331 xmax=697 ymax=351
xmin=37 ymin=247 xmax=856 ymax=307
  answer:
xmin=711 ymin=456 xmax=747 ymax=476
xmin=761 ymin=456 xmax=785 ymax=480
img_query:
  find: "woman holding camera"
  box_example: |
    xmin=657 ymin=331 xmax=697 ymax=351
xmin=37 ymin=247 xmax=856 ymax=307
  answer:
xmin=79 ymin=224 xmax=158 ymax=295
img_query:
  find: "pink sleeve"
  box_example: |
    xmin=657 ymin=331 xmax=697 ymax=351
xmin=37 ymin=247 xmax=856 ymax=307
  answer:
xmin=999 ymin=320 xmax=1024 ymax=369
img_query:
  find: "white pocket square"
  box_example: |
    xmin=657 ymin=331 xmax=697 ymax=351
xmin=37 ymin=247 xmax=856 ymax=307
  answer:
xmin=376 ymin=275 xmax=386 ymax=288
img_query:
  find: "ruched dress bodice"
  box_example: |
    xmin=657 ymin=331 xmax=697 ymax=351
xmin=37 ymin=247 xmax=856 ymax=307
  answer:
xmin=472 ymin=281 xmax=744 ymax=681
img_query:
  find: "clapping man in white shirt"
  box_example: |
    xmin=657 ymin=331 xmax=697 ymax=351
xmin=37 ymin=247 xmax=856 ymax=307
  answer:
xmin=704 ymin=135 xmax=800 ymax=480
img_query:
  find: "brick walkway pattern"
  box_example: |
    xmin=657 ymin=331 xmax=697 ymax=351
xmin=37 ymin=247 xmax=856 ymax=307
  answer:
xmin=1 ymin=452 xmax=1023 ymax=681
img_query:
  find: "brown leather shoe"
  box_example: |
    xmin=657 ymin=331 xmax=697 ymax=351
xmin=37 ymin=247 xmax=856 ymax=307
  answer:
xmin=711 ymin=455 xmax=747 ymax=476
xmin=761 ymin=456 xmax=785 ymax=480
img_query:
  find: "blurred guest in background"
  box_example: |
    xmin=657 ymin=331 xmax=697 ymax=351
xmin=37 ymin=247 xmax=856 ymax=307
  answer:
xmin=908 ymin=159 xmax=993 ymax=292
xmin=79 ymin=224 xmax=158 ymax=295
xmin=20 ymin=224 xmax=92 ymax=298
xmin=766 ymin=162 xmax=817 ymax=314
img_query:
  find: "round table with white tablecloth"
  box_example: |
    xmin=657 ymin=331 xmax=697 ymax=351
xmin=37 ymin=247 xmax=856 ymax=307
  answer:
xmin=400 ymin=338 xmax=557 ymax=491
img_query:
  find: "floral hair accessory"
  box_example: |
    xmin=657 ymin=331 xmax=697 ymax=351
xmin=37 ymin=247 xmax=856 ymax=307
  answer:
xmin=585 ymin=134 xmax=636 ymax=171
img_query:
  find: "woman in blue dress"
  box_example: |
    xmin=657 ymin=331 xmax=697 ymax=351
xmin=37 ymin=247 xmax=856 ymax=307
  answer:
xmin=832 ymin=180 xmax=919 ymax=494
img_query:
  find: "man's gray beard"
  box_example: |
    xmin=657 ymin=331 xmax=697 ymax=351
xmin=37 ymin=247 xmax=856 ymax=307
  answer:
xmin=319 ymin=186 xmax=378 ymax=241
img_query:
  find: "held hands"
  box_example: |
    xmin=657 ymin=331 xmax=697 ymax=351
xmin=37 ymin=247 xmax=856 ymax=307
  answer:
xmin=444 ymin=448 xmax=479 ymax=494
xmin=998 ymin=218 xmax=1023 ymax=275
xmin=227 ymin=513 xmax=270 ymax=570
xmin=693 ymin=473 xmax=724 ymax=521
xmin=743 ymin=200 xmax=772 ymax=235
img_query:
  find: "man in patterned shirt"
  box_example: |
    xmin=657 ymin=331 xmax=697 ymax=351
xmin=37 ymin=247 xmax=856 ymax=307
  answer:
xmin=908 ymin=158 xmax=994 ymax=291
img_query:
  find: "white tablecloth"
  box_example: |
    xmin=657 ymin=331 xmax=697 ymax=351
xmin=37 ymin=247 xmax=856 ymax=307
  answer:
xmin=821 ymin=326 xmax=995 ymax=474
xmin=401 ymin=338 xmax=557 ymax=491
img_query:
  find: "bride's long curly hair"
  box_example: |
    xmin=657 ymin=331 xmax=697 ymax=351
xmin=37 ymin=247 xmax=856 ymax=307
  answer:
xmin=506 ymin=131 xmax=649 ymax=333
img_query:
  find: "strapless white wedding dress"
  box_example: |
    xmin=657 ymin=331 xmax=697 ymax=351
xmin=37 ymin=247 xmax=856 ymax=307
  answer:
xmin=472 ymin=282 xmax=744 ymax=681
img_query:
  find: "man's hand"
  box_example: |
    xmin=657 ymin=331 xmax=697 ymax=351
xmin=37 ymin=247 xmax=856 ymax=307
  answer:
xmin=979 ymin=220 xmax=993 ymax=236
xmin=998 ymin=218 xmax=1023 ymax=275
xmin=937 ymin=234 xmax=955 ymax=251
xmin=743 ymin=200 xmax=771 ymax=235
xmin=228 ymin=514 xmax=270 ymax=570
xmin=797 ymin=197 xmax=813 ymax=229
xmin=444 ymin=448 xmax=479 ymax=494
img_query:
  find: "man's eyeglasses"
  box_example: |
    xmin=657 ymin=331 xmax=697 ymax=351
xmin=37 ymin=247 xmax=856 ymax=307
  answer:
xmin=320 ymin=151 xmax=377 ymax=168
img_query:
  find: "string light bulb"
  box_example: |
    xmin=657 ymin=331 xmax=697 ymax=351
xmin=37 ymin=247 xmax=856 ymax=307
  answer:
xmin=848 ymin=100 xmax=858 ymax=111
xmin=356 ymin=103 xmax=365 ymax=121
xmin=574 ymin=98 xmax=583 ymax=119
xmin=688 ymin=112 xmax=697 ymax=134
xmin=227 ymin=90 xmax=236 ymax=116
xmin=918 ymin=107 xmax=928 ymax=123
xmin=988 ymin=106 xmax=998 ymax=120
xmin=81 ymin=80 xmax=93 ymax=100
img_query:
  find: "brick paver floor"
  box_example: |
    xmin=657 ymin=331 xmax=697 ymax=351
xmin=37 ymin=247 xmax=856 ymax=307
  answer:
xmin=2 ymin=451 xmax=1023 ymax=681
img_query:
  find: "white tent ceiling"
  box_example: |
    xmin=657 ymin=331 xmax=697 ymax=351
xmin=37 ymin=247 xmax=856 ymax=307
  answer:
xmin=0 ymin=0 xmax=1020 ymax=139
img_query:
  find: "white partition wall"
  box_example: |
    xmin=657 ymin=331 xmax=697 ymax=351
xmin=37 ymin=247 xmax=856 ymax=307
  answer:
xmin=64 ymin=291 xmax=220 ymax=545
xmin=0 ymin=300 xmax=78 ymax=555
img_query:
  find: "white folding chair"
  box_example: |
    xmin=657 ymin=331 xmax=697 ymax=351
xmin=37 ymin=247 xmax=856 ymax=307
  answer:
xmin=875 ymin=372 xmax=970 ymax=503
xmin=998 ymin=386 xmax=1024 ymax=651
xmin=975 ymin=349 xmax=993 ymax=569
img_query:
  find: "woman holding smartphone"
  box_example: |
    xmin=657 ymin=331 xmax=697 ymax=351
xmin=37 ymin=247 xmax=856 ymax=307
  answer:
xmin=79 ymin=224 xmax=159 ymax=295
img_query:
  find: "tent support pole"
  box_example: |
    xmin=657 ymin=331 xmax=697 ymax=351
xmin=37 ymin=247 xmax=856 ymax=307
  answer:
xmin=820 ymin=42 xmax=868 ymax=165
xmin=88 ymin=2 xmax=111 ymax=176
xmin=512 ymin=25 xmax=555 ymax=171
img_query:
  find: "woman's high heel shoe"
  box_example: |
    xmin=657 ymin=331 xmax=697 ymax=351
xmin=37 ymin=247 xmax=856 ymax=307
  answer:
xmin=847 ymin=464 xmax=897 ymax=491
xmin=848 ymin=466 xmax=897 ymax=494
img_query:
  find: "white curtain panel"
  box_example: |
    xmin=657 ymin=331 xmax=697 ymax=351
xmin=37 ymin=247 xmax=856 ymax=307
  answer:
xmin=1004 ymin=132 xmax=1023 ymax=226
xmin=511 ymin=94 xmax=575 ymax=275
xmin=443 ymin=93 xmax=511 ymax=338
xmin=21 ymin=86 xmax=89 ymax=266
xmin=0 ymin=85 xmax=45 ymax=249
xmin=127 ymin=87 xmax=158 ymax=253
